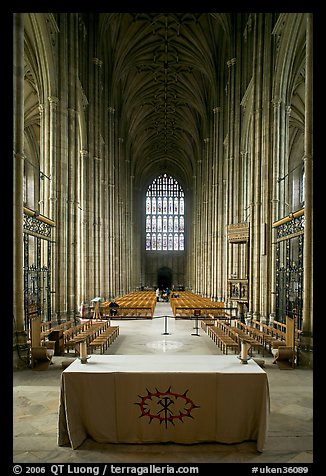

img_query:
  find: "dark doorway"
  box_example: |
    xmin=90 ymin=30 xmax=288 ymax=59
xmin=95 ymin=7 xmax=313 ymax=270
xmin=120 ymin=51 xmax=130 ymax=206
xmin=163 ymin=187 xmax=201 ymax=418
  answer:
xmin=157 ymin=267 xmax=172 ymax=290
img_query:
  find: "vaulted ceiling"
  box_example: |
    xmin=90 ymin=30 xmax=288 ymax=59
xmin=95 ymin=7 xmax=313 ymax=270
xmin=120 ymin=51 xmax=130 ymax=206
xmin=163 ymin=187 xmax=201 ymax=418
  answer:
xmin=97 ymin=13 xmax=233 ymax=191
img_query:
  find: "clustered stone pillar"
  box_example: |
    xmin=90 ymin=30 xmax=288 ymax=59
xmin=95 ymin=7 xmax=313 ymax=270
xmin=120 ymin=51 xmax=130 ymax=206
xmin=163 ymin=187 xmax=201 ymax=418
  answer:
xmin=270 ymin=98 xmax=282 ymax=323
xmin=211 ymin=107 xmax=220 ymax=301
xmin=259 ymin=13 xmax=273 ymax=322
xmin=80 ymin=148 xmax=89 ymax=302
xmin=249 ymin=14 xmax=263 ymax=322
xmin=108 ymin=106 xmax=116 ymax=298
xmin=193 ymin=159 xmax=202 ymax=294
xmin=188 ymin=174 xmax=196 ymax=292
xmin=226 ymin=58 xmax=236 ymax=298
xmin=202 ymin=137 xmax=210 ymax=298
xmin=301 ymin=13 xmax=313 ymax=355
xmin=13 ymin=13 xmax=26 ymax=345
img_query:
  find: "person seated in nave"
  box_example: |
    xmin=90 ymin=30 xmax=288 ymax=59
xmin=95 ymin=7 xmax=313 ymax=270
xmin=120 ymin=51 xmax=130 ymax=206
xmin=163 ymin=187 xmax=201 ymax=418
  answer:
xmin=109 ymin=298 xmax=119 ymax=316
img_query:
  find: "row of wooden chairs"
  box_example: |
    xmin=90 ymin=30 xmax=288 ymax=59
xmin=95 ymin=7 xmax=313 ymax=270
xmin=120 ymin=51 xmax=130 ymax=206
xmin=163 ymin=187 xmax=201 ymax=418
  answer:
xmin=114 ymin=308 xmax=153 ymax=319
xmin=176 ymin=308 xmax=229 ymax=319
xmin=101 ymin=291 xmax=156 ymax=318
xmin=235 ymin=320 xmax=285 ymax=354
xmin=40 ymin=320 xmax=54 ymax=332
xmin=89 ymin=326 xmax=120 ymax=354
xmin=171 ymin=291 xmax=225 ymax=317
xmin=63 ymin=321 xmax=93 ymax=346
xmin=205 ymin=321 xmax=239 ymax=355
xmin=64 ymin=321 xmax=117 ymax=354
xmin=41 ymin=320 xmax=73 ymax=340
xmin=251 ymin=318 xmax=301 ymax=349
xmin=204 ymin=319 xmax=266 ymax=356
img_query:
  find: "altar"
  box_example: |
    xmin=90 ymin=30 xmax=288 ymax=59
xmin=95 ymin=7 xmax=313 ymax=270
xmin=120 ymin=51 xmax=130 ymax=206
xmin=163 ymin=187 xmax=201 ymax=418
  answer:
xmin=58 ymin=354 xmax=269 ymax=451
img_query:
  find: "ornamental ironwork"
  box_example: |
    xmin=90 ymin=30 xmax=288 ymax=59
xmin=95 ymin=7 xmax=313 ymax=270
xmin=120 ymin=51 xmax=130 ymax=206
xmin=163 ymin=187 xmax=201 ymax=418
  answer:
xmin=23 ymin=210 xmax=54 ymax=332
xmin=275 ymin=212 xmax=304 ymax=330
xmin=275 ymin=214 xmax=304 ymax=242
xmin=23 ymin=214 xmax=52 ymax=239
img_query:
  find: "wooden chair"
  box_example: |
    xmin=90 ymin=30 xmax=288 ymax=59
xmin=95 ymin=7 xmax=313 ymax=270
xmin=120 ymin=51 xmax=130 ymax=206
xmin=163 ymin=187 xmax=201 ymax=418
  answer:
xmin=31 ymin=346 xmax=53 ymax=370
xmin=274 ymin=345 xmax=295 ymax=369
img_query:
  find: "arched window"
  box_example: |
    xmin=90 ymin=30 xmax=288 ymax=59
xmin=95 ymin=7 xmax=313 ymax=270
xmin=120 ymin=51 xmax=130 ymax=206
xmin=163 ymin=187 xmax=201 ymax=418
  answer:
xmin=145 ymin=174 xmax=185 ymax=251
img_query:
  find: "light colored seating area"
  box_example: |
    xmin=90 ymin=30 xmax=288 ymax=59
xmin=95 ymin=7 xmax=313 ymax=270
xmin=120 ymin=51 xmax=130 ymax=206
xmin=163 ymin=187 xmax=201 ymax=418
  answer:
xmin=101 ymin=291 xmax=156 ymax=319
xmin=203 ymin=315 xmax=301 ymax=361
xmin=205 ymin=320 xmax=239 ymax=355
xmin=40 ymin=320 xmax=73 ymax=341
xmin=89 ymin=326 xmax=120 ymax=354
xmin=64 ymin=320 xmax=119 ymax=355
xmin=171 ymin=291 xmax=233 ymax=318
xmin=203 ymin=319 xmax=267 ymax=356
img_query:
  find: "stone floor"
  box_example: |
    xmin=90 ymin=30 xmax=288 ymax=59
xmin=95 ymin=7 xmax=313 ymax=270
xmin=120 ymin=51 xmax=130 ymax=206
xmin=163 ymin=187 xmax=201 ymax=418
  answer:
xmin=13 ymin=302 xmax=313 ymax=464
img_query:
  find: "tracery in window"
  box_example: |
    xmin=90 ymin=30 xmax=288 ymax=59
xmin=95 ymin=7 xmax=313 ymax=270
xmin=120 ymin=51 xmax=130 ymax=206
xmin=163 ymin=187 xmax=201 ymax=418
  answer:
xmin=145 ymin=174 xmax=185 ymax=251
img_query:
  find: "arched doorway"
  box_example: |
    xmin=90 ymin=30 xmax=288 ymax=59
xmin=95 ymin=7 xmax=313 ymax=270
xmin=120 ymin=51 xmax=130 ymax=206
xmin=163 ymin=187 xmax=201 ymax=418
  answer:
xmin=157 ymin=267 xmax=172 ymax=290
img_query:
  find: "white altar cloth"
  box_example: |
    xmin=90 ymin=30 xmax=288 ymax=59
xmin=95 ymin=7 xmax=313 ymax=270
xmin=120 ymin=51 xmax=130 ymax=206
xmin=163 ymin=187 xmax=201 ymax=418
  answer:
xmin=58 ymin=354 xmax=269 ymax=451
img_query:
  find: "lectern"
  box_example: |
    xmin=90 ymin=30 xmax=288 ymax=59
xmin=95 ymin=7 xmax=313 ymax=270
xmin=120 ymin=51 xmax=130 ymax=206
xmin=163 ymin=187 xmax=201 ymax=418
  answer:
xmin=91 ymin=297 xmax=102 ymax=320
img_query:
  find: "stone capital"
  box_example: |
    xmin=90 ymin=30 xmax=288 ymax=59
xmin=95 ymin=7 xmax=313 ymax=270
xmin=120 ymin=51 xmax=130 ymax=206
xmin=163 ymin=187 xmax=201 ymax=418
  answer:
xmin=48 ymin=96 xmax=59 ymax=106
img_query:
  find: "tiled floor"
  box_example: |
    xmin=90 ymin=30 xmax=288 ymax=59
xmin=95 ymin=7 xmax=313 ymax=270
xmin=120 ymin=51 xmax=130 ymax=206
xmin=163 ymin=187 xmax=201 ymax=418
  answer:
xmin=13 ymin=302 xmax=313 ymax=464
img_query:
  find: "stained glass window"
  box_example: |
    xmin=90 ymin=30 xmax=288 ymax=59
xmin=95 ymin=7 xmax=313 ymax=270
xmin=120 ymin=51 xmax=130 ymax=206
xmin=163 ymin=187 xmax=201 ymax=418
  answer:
xmin=145 ymin=174 xmax=185 ymax=251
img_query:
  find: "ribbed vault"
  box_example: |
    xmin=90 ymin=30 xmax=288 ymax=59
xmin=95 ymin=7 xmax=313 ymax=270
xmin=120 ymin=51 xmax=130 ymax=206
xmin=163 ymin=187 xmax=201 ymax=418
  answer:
xmin=98 ymin=12 xmax=231 ymax=190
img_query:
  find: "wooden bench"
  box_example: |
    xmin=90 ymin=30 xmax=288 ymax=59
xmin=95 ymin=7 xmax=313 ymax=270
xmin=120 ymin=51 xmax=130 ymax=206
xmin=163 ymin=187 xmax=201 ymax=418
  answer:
xmin=207 ymin=325 xmax=239 ymax=354
xmin=89 ymin=326 xmax=119 ymax=354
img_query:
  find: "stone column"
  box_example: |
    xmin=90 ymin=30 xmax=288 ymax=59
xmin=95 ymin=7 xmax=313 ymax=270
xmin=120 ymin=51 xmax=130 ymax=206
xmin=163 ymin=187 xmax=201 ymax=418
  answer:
xmin=226 ymin=58 xmax=236 ymax=228
xmin=190 ymin=174 xmax=197 ymax=292
xmin=108 ymin=106 xmax=116 ymax=298
xmin=117 ymin=137 xmax=125 ymax=296
xmin=260 ymin=13 xmax=273 ymax=322
xmin=124 ymin=158 xmax=131 ymax=293
xmin=54 ymin=14 xmax=68 ymax=321
xmin=212 ymin=107 xmax=220 ymax=301
xmin=102 ymin=134 xmax=110 ymax=300
xmin=100 ymin=147 xmax=107 ymax=299
xmin=67 ymin=104 xmax=78 ymax=320
xmin=225 ymin=59 xmax=237 ymax=304
xmin=129 ymin=173 xmax=135 ymax=291
xmin=250 ymin=14 xmax=263 ymax=321
xmin=270 ymin=98 xmax=282 ymax=322
xmin=80 ymin=149 xmax=89 ymax=301
xmin=302 ymin=13 xmax=313 ymax=349
xmin=48 ymin=96 xmax=59 ymax=220
xmin=196 ymin=159 xmax=202 ymax=294
xmin=38 ymin=103 xmax=46 ymax=216
xmin=94 ymin=19 xmax=109 ymax=298
xmin=203 ymin=138 xmax=210 ymax=297
xmin=66 ymin=15 xmax=80 ymax=319
xmin=93 ymin=57 xmax=103 ymax=297
xmin=216 ymin=133 xmax=227 ymax=303
xmin=239 ymin=151 xmax=249 ymax=281
xmin=47 ymin=96 xmax=59 ymax=318
xmin=13 ymin=13 xmax=25 ymax=343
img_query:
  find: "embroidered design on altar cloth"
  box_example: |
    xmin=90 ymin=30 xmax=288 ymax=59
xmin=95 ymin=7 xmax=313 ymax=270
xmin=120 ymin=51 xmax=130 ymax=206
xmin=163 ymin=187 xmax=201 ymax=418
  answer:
xmin=134 ymin=386 xmax=200 ymax=428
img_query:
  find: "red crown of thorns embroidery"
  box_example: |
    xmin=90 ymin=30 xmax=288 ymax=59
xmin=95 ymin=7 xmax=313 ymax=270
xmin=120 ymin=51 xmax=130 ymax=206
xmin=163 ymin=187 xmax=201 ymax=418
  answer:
xmin=135 ymin=386 xmax=200 ymax=428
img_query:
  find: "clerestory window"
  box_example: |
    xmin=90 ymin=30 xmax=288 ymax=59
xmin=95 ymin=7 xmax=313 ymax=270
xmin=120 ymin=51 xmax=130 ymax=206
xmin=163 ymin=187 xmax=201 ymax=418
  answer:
xmin=145 ymin=174 xmax=184 ymax=251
